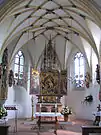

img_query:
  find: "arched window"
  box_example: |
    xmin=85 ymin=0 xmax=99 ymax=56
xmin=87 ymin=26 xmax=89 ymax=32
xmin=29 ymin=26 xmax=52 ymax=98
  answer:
xmin=74 ymin=52 xmax=84 ymax=88
xmin=14 ymin=50 xmax=24 ymax=85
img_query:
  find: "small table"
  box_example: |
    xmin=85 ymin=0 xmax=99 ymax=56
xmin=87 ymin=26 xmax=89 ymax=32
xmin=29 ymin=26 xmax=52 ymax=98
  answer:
xmin=35 ymin=112 xmax=62 ymax=135
xmin=5 ymin=105 xmax=18 ymax=132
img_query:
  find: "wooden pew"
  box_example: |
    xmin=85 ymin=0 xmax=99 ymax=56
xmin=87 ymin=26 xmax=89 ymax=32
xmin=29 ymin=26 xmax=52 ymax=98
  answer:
xmin=0 ymin=125 xmax=10 ymax=135
xmin=82 ymin=126 xmax=101 ymax=135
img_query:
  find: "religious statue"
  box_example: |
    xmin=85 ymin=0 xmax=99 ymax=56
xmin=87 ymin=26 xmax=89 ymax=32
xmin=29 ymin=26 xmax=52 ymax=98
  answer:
xmin=85 ymin=72 xmax=91 ymax=88
xmin=8 ymin=70 xmax=14 ymax=87
xmin=96 ymin=64 xmax=100 ymax=84
xmin=0 ymin=48 xmax=8 ymax=99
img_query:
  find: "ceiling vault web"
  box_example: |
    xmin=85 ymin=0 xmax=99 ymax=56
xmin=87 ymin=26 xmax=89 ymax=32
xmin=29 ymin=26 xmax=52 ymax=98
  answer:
xmin=0 ymin=0 xmax=100 ymax=62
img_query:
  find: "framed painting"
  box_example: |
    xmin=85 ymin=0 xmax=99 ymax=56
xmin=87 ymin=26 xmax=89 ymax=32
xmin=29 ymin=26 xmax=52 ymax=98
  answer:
xmin=40 ymin=70 xmax=60 ymax=95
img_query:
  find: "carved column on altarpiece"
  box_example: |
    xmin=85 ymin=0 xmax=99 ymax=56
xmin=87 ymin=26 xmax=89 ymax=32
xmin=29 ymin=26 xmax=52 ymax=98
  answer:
xmin=0 ymin=48 xmax=8 ymax=100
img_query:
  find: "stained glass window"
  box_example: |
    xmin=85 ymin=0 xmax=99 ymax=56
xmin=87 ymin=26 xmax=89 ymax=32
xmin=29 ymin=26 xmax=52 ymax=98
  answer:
xmin=14 ymin=50 xmax=24 ymax=85
xmin=74 ymin=52 xmax=84 ymax=88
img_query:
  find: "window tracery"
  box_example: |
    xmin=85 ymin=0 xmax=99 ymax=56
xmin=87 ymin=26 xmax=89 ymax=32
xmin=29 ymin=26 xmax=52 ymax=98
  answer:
xmin=14 ymin=50 xmax=24 ymax=86
xmin=74 ymin=52 xmax=85 ymax=88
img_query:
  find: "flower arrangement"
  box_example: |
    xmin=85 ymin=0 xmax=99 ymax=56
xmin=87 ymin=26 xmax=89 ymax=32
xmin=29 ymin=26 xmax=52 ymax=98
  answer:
xmin=82 ymin=94 xmax=93 ymax=104
xmin=0 ymin=106 xmax=7 ymax=119
xmin=61 ymin=106 xmax=72 ymax=116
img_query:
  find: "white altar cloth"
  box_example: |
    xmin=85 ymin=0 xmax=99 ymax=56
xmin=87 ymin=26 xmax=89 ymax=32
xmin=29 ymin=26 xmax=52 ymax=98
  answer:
xmin=35 ymin=112 xmax=62 ymax=117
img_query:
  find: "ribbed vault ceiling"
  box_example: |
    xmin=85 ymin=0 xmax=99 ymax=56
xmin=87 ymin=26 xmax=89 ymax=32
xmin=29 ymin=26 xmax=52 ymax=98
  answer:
xmin=0 ymin=0 xmax=101 ymax=68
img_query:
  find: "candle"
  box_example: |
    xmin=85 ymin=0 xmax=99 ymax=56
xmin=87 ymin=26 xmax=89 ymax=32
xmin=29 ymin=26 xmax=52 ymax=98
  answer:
xmin=55 ymin=104 xmax=57 ymax=108
xmin=40 ymin=103 xmax=42 ymax=108
xmin=42 ymin=96 xmax=43 ymax=102
xmin=55 ymin=104 xmax=57 ymax=113
xmin=31 ymin=95 xmax=34 ymax=102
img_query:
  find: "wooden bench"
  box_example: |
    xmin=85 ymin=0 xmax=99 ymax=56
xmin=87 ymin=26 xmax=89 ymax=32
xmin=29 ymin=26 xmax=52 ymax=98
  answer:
xmin=82 ymin=125 xmax=101 ymax=135
xmin=0 ymin=125 xmax=10 ymax=135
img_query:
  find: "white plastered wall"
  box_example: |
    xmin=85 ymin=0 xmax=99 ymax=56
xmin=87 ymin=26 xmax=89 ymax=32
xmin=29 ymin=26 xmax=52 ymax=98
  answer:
xmin=66 ymin=45 xmax=100 ymax=120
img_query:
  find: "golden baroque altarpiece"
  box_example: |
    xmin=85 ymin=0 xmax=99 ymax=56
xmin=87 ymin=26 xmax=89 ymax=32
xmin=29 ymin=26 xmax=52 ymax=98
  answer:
xmin=30 ymin=37 xmax=67 ymax=103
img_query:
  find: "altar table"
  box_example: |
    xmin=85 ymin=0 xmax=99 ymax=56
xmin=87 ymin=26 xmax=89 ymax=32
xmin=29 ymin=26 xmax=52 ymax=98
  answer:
xmin=35 ymin=112 xmax=62 ymax=117
xmin=35 ymin=112 xmax=62 ymax=135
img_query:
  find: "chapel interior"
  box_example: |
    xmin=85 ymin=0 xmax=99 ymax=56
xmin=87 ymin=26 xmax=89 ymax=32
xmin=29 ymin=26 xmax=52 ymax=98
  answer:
xmin=0 ymin=0 xmax=101 ymax=135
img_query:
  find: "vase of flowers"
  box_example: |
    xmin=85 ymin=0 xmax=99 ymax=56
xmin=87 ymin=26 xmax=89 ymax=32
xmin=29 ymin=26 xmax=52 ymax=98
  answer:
xmin=82 ymin=95 xmax=93 ymax=105
xmin=61 ymin=106 xmax=72 ymax=121
xmin=0 ymin=106 xmax=7 ymax=119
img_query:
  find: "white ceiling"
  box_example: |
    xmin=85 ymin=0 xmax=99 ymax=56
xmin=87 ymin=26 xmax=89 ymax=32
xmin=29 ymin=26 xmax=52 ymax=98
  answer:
xmin=0 ymin=0 xmax=101 ymax=68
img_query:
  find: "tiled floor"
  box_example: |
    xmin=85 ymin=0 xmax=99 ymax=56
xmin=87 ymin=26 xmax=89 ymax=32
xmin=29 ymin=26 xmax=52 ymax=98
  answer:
xmin=8 ymin=118 xmax=93 ymax=135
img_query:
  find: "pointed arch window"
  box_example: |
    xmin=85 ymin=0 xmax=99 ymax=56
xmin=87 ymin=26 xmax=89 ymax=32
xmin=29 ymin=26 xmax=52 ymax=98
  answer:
xmin=74 ymin=52 xmax=85 ymax=88
xmin=14 ymin=50 xmax=24 ymax=85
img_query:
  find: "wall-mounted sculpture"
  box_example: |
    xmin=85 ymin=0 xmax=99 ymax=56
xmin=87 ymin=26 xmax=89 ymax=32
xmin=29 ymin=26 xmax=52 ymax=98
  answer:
xmin=60 ymin=70 xmax=67 ymax=95
xmin=0 ymin=48 xmax=8 ymax=99
xmin=96 ymin=64 xmax=100 ymax=84
xmin=85 ymin=72 xmax=91 ymax=88
xmin=8 ymin=70 xmax=14 ymax=87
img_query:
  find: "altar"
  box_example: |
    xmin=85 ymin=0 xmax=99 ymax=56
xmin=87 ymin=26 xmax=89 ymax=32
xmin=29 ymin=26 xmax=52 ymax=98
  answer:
xmin=35 ymin=112 xmax=62 ymax=135
xmin=35 ymin=112 xmax=62 ymax=117
xmin=29 ymin=38 xmax=68 ymax=134
xmin=36 ymin=102 xmax=62 ymax=113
